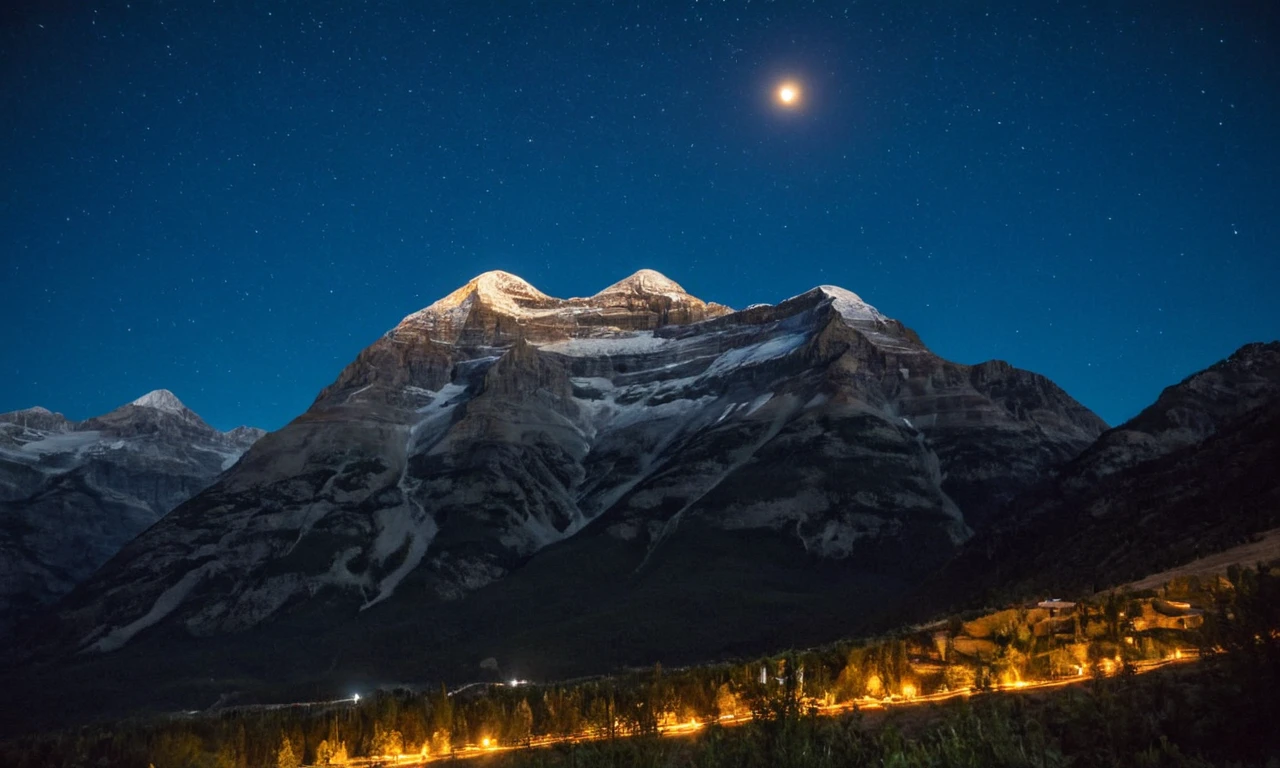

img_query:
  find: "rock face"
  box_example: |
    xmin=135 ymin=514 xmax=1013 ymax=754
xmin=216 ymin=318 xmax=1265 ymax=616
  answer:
xmin=924 ymin=342 xmax=1280 ymax=609
xmin=0 ymin=392 xmax=264 ymax=633
xmin=7 ymin=271 xmax=1105 ymax=724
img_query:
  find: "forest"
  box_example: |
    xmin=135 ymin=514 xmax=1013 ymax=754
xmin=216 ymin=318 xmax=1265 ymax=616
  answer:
xmin=2 ymin=564 xmax=1275 ymax=767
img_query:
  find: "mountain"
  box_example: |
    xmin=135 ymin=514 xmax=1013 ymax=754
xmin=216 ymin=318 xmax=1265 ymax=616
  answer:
xmin=922 ymin=341 xmax=1280 ymax=609
xmin=3 ymin=270 xmax=1105 ymax=726
xmin=0 ymin=391 xmax=264 ymax=633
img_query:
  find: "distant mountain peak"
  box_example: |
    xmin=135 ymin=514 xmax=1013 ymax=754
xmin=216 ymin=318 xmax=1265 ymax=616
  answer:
xmin=226 ymin=425 xmax=267 ymax=438
xmin=0 ymin=405 xmax=70 ymax=432
xmin=129 ymin=389 xmax=189 ymax=415
xmin=594 ymin=269 xmax=689 ymax=298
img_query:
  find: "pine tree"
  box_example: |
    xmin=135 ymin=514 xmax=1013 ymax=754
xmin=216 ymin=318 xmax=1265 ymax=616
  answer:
xmin=276 ymin=735 xmax=301 ymax=768
xmin=510 ymin=699 xmax=534 ymax=745
xmin=315 ymin=739 xmax=332 ymax=765
xmin=427 ymin=683 xmax=453 ymax=753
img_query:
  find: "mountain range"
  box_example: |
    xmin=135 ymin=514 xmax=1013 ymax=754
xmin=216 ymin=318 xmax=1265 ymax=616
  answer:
xmin=0 ymin=391 xmax=263 ymax=634
xmin=1 ymin=269 xmax=1274 ymax=732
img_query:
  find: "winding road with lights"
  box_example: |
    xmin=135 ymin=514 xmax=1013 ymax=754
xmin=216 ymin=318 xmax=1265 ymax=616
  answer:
xmin=323 ymin=652 xmax=1199 ymax=766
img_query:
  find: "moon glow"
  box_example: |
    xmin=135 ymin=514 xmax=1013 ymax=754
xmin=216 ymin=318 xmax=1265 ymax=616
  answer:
xmin=776 ymin=81 xmax=801 ymax=107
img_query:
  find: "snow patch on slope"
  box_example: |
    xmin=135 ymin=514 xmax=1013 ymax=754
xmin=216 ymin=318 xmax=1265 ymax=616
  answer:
xmin=189 ymin=443 xmax=251 ymax=471
xmin=540 ymin=332 xmax=674 ymax=357
xmin=86 ymin=564 xmax=215 ymax=653
xmin=14 ymin=431 xmax=103 ymax=457
xmin=361 ymin=386 xmax=461 ymax=610
xmin=744 ymin=392 xmax=774 ymax=416
xmin=362 ymin=503 xmax=438 ymax=610
xmin=704 ymin=334 xmax=807 ymax=375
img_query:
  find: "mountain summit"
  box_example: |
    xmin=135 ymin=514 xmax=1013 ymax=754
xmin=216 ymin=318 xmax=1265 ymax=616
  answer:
xmin=12 ymin=271 xmax=1106 ymax=725
xmin=128 ymin=389 xmax=190 ymax=415
xmin=393 ymin=268 xmax=728 ymax=346
xmin=593 ymin=268 xmax=693 ymax=298
xmin=418 ymin=270 xmax=558 ymax=323
xmin=318 ymin=270 xmax=731 ymax=409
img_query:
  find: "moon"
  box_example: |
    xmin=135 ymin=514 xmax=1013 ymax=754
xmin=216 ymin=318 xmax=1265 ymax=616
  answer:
xmin=775 ymin=81 xmax=802 ymax=108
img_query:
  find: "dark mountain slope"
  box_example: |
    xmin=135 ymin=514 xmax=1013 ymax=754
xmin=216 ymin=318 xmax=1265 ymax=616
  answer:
xmin=919 ymin=341 xmax=1280 ymax=611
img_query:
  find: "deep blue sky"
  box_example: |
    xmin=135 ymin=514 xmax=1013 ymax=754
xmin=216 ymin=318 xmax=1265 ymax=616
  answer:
xmin=2 ymin=1 xmax=1277 ymax=431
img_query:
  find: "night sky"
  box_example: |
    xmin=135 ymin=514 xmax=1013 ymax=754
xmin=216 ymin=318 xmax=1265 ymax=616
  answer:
xmin=2 ymin=1 xmax=1277 ymax=432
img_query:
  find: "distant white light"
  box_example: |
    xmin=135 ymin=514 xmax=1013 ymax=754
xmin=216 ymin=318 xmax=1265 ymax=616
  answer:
xmin=509 ymin=679 xmax=520 ymax=687
xmin=353 ymin=693 xmax=360 ymax=703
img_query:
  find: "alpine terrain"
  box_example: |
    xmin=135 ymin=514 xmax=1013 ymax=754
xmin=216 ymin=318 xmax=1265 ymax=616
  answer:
xmin=922 ymin=340 xmax=1280 ymax=609
xmin=5 ymin=270 xmax=1108 ymax=726
xmin=0 ymin=391 xmax=264 ymax=634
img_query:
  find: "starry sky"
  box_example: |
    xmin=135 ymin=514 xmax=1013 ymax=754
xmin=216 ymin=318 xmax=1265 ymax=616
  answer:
xmin=2 ymin=1 xmax=1277 ymax=431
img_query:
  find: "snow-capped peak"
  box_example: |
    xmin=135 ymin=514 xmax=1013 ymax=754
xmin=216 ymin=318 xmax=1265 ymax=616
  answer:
xmin=470 ymin=270 xmax=549 ymax=300
xmin=130 ymin=389 xmax=189 ymax=414
xmin=409 ymin=270 xmax=554 ymax=322
xmin=818 ymin=285 xmax=888 ymax=324
xmin=390 ymin=268 xmax=724 ymax=346
xmin=594 ymin=269 xmax=689 ymax=298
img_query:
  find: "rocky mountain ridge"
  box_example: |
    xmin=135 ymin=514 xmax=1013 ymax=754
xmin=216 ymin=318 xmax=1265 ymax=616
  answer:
xmin=919 ymin=341 xmax=1280 ymax=611
xmin=1055 ymin=341 xmax=1280 ymax=489
xmin=0 ymin=391 xmax=264 ymax=632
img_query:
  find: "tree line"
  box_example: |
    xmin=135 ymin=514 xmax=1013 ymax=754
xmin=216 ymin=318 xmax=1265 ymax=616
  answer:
xmin=1 ymin=564 xmax=1270 ymax=767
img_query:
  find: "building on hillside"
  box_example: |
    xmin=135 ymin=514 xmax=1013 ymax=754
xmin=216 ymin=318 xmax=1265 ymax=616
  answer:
xmin=1036 ymin=599 xmax=1077 ymax=617
xmin=1130 ymin=599 xmax=1205 ymax=631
